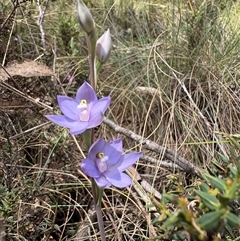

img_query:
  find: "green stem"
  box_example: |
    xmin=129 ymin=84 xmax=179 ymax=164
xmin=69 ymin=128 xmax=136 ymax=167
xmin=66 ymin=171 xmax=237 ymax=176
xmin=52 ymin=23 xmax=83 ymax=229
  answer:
xmin=86 ymin=29 xmax=96 ymax=90
xmin=96 ymin=60 xmax=103 ymax=75
xmin=82 ymin=130 xmax=91 ymax=148
xmin=91 ymin=179 xmax=106 ymax=241
xmin=95 ymin=60 xmax=103 ymax=87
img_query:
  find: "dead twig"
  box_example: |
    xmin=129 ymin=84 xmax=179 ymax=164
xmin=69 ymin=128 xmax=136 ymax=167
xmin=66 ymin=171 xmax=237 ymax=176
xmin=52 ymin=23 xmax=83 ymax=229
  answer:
xmin=103 ymin=117 xmax=200 ymax=175
xmin=141 ymin=155 xmax=184 ymax=171
xmin=36 ymin=0 xmax=49 ymax=50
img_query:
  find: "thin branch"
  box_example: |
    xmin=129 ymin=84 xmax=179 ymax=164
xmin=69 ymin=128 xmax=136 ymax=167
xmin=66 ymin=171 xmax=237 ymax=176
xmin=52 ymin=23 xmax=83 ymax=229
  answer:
xmin=36 ymin=0 xmax=49 ymax=50
xmin=103 ymin=117 xmax=200 ymax=175
xmin=0 ymin=1 xmax=17 ymax=33
xmin=141 ymin=155 xmax=184 ymax=171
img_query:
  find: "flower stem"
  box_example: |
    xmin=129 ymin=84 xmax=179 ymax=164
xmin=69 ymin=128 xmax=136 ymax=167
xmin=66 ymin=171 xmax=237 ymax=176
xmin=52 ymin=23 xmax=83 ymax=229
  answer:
xmin=86 ymin=30 xmax=96 ymax=90
xmin=86 ymin=29 xmax=106 ymax=241
xmin=96 ymin=60 xmax=103 ymax=76
xmin=91 ymin=179 xmax=106 ymax=241
xmin=82 ymin=130 xmax=91 ymax=148
xmin=86 ymin=30 xmax=96 ymax=149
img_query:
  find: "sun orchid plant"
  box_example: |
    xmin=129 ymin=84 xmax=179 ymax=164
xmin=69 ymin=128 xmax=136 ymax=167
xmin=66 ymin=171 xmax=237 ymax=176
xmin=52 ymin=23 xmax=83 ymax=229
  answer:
xmin=45 ymin=1 xmax=143 ymax=240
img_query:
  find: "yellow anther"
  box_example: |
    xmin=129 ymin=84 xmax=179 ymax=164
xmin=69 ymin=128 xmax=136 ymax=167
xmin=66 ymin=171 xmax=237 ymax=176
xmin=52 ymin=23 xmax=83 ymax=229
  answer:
xmin=80 ymin=99 xmax=87 ymax=105
xmin=96 ymin=152 xmax=104 ymax=159
xmin=78 ymin=99 xmax=88 ymax=109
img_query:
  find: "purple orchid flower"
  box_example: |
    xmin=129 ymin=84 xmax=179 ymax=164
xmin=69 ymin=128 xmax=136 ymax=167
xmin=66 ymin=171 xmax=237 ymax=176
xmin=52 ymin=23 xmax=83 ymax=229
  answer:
xmin=81 ymin=138 xmax=142 ymax=189
xmin=45 ymin=82 xmax=110 ymax=135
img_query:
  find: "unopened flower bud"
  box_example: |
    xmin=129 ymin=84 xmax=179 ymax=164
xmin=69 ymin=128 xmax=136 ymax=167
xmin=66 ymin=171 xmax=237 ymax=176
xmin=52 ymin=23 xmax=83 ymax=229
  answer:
xmin=77 ymin=0 xmax=95 ymax=34
xmin=96 ymin=29 xmax=112 ymax=63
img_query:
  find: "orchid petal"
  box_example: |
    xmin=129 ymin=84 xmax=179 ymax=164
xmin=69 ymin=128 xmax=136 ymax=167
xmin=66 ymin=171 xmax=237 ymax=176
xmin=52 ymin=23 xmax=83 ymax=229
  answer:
xmin=90 ymin=96 xmax=111 ymax=115
xmin=88 ymin=138 xmax=106 ymax=161
xmin=81 ymin=158 xmax=100 ymax=178
xmin=69 ymin=122 xmax=89 ymax=135
xmin=88 ymin=112 xmax=104 ymax=129
xmin=95 ymin=175 xmax=111 ymax=189
xmin=108 ymin=138 xmax=123 ymax=154
xmin=111 ymin=152 xmax=142 ymax=172
xmin=103 ymin=139 xmax=122 ymax=166
xmin=75 ymin=82 xmax=97 ymax=104
xmin=57 ymin=95 xmax=79 ymax=120
xmin=45 ymin=115 xmax=79 ymax=128
xmin=106 ymin=171 xmax=132 ymax=188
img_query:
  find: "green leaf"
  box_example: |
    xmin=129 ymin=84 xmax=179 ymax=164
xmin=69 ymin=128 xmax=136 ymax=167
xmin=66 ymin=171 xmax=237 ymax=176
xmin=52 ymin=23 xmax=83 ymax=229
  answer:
xmin=197 ymin=211 xmax=223 ymax=231
xmin=228 ymin=136 xmax=240 ymax=150
xmin=218 ymin=195 xmax=231 ymax=208
xmin=225 ymin=178 xmax=239 ymax=199
xmin=226 ymin=212 xmax=240 ymax=227
xmin=54 ymin=224 xmax=61 ymax=232
xmin=1 ymin=200 xmax=8 ymax=209
xmin=228 ymin=164 xmax=237 ymax=176
xmin=195 ymin=190 xmax=220 ymax=210
xmin=217 ymin=153 xmax=229 ymax=163
xmin=163 ymin=210 xmax=181 ymax=227
xmin=199 ymin=182 xmax=210 ymax=192
xmin=203 ymin=173 xmax=226 ymax=192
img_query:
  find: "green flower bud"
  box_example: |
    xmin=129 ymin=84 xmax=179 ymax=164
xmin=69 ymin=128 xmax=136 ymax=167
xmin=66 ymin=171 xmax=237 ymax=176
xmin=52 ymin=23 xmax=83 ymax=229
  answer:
xmin=77 ymin=0 xmax=95 ymax=34
xmin=96 ymin=29 xmax=112 ymax=63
